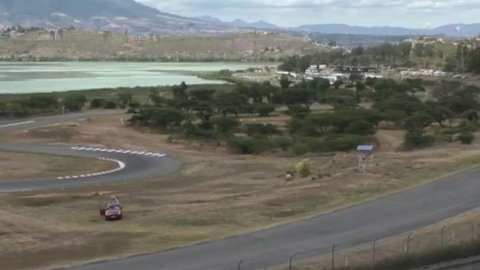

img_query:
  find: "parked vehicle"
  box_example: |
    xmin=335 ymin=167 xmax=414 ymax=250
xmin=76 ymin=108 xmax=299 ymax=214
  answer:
xmin=100 ymin=196 xmax=123 ymax=221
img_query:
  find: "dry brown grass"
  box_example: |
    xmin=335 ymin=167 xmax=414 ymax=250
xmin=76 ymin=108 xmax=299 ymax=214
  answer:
xmin=0 ymin=151 xmax=116 ymax=181
xmin=1 ymin=114 xmax=480 ymax=270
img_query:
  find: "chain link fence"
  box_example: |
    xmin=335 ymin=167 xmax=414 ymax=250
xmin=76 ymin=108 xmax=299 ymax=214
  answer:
xmin=235 ymin=221 xmax=480 ymax=270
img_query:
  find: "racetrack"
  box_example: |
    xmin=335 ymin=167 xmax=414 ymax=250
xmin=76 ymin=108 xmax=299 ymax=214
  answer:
xmin=2 ymin=112 xmax=480 ymax=270
xmin=0 ymin=112 xmax=182 ymax=192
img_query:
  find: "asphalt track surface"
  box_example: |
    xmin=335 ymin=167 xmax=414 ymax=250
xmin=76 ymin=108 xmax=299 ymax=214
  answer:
xmin=2 ymin=113 xmax=480 ymax=270
xmin=0 ymin=112 xmax=181 ymax=192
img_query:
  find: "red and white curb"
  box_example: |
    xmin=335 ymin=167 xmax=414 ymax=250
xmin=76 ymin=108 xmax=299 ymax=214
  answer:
xmin=57 ymin=158 xmax=126 ymax=180
xmin=70 ymin=147 xmax=167 ymax=157
xmin=0 ymin=120 xmax=35 ymax=129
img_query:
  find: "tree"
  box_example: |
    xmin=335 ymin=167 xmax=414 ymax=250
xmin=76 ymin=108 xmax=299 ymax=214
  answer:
xmin=468 ymin=47 xmax=480 ymax=74
xmin=149 ymin=90 xmax=163 ymax=106
xmin=212 ymin=117 xmax=240 ymax=134
xmin=425 ymin=101 xmax=453 ymax=127
xmin=245 ymin=124 xmax=279 ymax=137
xmin=355 ymin=82 xmax=366 ymax=93
xmin=403 ymin=113 xmax=434 ymax=134
xmin=463 ymin=110 xmax=479 ymax=122
xmin=456 ymin=43 xmax=469 ymax=73
xmin=117 ymin=93 xmax=133 ymax=109
xmin=432 ymin=80 xmax=462 ymax=99
xmin=273 ymin=89 xmax=317 ymax=109
xmin=413 ymin=43 xmax=424 ymax=58
xmin=333 ymin=79 xmax=343 ymax=90
xmin=214 ymin=92 xmax=249 ymax=117
xmin=382 ymin=110 xmax=408 ymax=127
xmin=172 ymin=85 xmax=188 ymax=100
xmin=286 ymin=105 xmax=311 ymax=119
xmin=62 ymin=94 xmax=87 ymax=112
xmin=130 ymin=108 xmax=184 ymax=130
xmin=346 ymin=120 xmax=376 ymax=136
xmin=254 ymin=103 xmax=275 ymax=116
xmin=103 ymin=101 xmax=117 ymax=109
xmin=90 ymin=98 xmax=106 ymax=109
xmin=280 ymin=75 xmax=291 ymax=89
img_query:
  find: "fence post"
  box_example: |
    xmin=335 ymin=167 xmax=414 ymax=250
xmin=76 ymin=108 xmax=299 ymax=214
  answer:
xmin=332 ymin=245 xmax=336 ymax=270
xmin=289 ymin=254 xmax=296 ymax=270
xmin=238 ymin=260 xmax=242 ymax=270
xmin=441 ymin=226 xmax=446 ymax=247
xmin=472 ymin=222 xmax=477 ymax=242
xmin=405 ymin=233 xmax=412 ymax=256
xmin=373 ymin=238 xmax=378 ymax=266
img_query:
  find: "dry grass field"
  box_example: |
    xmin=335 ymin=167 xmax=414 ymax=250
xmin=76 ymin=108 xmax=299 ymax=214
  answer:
xmin=1 ymin=112 xmax=480 ymax=270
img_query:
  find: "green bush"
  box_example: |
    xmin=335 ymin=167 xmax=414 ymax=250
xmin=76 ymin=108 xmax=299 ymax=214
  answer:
xmin=245 ymin=123 xmax=279 ymax=137
xmin=90 ymin=98 xmax=106 ymax=109
xmin=226 ymin=137 xmax=276 ymax=154
xmin=299 ymin=165 xmax=310 ymax=178
xmin=404 ymin=132 xmax=435 ymax=148
xmin=274 ymin=137 xmax=292 ymax=151
xmin=292 ymin=143 xmax=310 ymax=155
xmin=324 ymin=135 xmax=368 ymax=152
xmin=459 ymin=132 xmax=475 ymax=144
xmin=254 ymin=103 xmax=275 ymax=116
xmin=346 ymin=120 xmax=376 ymax=136
xmin=103 ymin=101 xmax=117 ymax=109
xmin=212 ymin=117 xmax=240 ymax=134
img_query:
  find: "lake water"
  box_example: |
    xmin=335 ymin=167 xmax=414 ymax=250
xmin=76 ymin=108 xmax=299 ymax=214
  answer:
xmin=0 ymin=62 xmax=275 ymax=94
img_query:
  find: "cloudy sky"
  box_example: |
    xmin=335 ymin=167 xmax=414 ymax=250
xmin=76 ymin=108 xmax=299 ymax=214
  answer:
xmin=136 ymin=0 xmax=480 ymax=28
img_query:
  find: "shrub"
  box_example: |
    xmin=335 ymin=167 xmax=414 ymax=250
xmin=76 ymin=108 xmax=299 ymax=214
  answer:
xmin=226 ymin=137 xmax=276 ymax=154
xmin=292 ymin=143 xmax=310 ymax=155
xmin=346 ymin=120 xmax=376 ymax=136
xmin=103 ymin=101 xmax=117 ymax=109
xmin=404 ymin=132 xmax=435 ymax=148
xmin=254 ymin=103 xmax=275 ymax=116
xmin=274 ymin=137 xmax=292 ymax=151
xmin=324 ymin=135 xmax=368 ymax=152
xmin=299 ymin=165 xmax=310 ymax=178
xmin=245 ymin=123 xmax=279 ymax=137
xmin=286 ymin=105 xmax=311 ymax=119
xmin=459 ymin=132 xmax=475 ymax=144
xmin=212 ymin=117 xmax=240 ymax=134
xmin=90 ymin=98 xmax=106 ymax=109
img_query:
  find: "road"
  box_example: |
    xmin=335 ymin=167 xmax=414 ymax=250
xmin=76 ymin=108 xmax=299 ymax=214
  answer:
xmin=0 ymin=112 xmax=181 ymax=192
xmin=2 ymin=112 xmax=480 ymax=270
xmin=447 ymin=263 xmax=480 ymax=270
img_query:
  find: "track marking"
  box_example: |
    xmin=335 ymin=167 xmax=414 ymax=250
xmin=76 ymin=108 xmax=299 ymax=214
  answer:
xmin=0 ymin=120 xmax=35 ymax=129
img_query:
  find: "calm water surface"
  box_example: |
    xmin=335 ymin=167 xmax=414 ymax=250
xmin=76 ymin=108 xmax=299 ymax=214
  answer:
xmin=0 ymin=62 xmax=275 ymax=94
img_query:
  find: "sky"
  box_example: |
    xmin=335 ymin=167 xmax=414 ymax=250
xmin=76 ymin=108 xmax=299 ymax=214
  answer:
xmin=136 ymin=0 xmax=480 ymax=28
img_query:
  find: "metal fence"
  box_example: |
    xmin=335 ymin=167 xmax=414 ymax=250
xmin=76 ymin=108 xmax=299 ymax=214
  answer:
xmin=235 ymin=221 xmax=480 ymax=270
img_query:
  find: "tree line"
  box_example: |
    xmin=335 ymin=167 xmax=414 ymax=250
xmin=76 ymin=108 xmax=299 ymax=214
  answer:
xmin=279 ymin=40 xmax=480 ymax=73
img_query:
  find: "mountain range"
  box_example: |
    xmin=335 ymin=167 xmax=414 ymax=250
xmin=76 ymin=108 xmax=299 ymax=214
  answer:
xmin=194 ymin=15 xmax=480 ymax=38
xmin=0 ymin=0 xmax=241 ymax=34
xmin=0 ymin=0 xmax=478 ymax=38
xmin=193 ymin=15 xmax=279 ymax=30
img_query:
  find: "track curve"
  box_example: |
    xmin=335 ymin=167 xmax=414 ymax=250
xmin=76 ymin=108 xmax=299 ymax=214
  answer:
xmin=0 ymin=112 xmax=181 ymax=192
xmin=3 ymin=112 xmax=480 ymax=270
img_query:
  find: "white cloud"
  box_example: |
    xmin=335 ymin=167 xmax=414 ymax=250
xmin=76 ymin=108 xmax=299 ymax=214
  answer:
xmin=136 ymin=0 xmax=480 ymax=27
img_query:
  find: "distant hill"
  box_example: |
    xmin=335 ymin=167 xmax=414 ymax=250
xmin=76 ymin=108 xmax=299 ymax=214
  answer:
xmin=194 ymin=16 xmax=279 ymax=30
xmin=0 ymin=29 xmax=328 ymax=61
xmin=292 ymin=23 xmax=480 ymax=38
xmin=0 ymin=0 xmax=240 ymax=34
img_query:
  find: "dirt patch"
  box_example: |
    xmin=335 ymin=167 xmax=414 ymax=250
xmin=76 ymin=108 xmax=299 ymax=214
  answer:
xmin=1 ymin=114 xmax=480 ymax=269
xmin=0 ymin=151 xmax=116 ymax=181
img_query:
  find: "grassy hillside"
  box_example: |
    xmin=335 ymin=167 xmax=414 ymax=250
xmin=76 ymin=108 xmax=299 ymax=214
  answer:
xmin=0 ymin=29 xmax=328 ymax=61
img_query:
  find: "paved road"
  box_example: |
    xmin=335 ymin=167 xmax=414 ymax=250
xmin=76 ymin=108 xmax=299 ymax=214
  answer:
xmin=0 ymin=112 xmax=181 ymax=192
xmin=3 ymin=113 xmax=480 ymax=270
xmin=447 ymin=263 xmax=480 ymax=269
